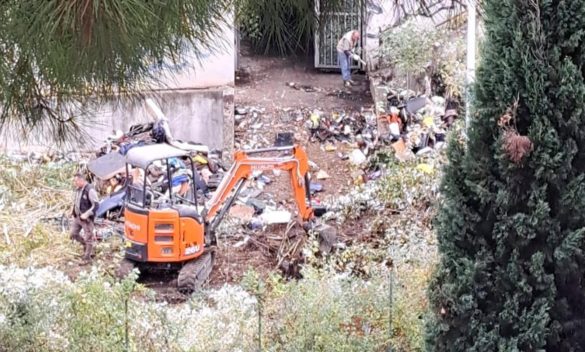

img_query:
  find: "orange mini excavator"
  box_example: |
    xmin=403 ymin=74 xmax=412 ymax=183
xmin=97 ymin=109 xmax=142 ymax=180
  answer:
xmin=116 ymin=143 xmax=327 ymax=292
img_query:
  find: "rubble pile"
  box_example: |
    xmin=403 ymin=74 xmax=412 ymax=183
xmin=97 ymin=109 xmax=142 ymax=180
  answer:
xmin=234 ymin=106 xmax=269 ymax=149
xmin=84 ymin=119 xmax=227 ymax=221
xmin=216 ymin=171 xmax=332 ymax=278
xmin=292 ymin=89 xmax=457 ymax=187
xmin=222 ymin=219 xmax=310 ymax=278
xmin=377 ymin=90 xmax=457 ymax=160
xmin=234 ymin=105 xmax=311 ymax=150
xmin=229 ymin=89 xmax=451 ymax=278
xmin=305 ymin=108 xmax=377 ymax=149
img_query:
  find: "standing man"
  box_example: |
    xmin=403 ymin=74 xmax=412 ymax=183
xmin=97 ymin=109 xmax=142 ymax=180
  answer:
xmin=336 ymin=29 xmax=361 ymax=87
xmin=70 ymin=172 xmax=99 ymax=263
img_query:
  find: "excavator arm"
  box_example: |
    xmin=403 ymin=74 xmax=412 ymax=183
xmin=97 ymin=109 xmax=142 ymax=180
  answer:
xmin=203 ymin=145 xmax=315 ymax=238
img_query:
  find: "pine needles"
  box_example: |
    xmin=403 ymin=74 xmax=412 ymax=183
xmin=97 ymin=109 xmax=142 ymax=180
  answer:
xmin=0 ymin=0 xmax=231 ymax=144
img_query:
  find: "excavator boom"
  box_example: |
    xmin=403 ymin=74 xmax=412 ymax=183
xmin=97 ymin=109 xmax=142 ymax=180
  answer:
xmin=204 ymin=145 xmax=314 ymax=233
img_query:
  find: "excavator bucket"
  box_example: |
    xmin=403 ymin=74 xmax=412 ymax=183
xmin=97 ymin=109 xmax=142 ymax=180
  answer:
xmin=278 ymin=221 xmax=338 ymax=278
xmin=313 ymin=205 xmax=327 ymax=217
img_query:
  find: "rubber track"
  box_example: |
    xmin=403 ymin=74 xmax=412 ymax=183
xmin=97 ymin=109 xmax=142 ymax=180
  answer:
xmin=177 ymin=252 xmax=214 ymax=293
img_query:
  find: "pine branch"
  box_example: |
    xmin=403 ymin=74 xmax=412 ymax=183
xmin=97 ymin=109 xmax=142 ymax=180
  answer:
xmin=0 ymin=0 xmax=232 ymax=145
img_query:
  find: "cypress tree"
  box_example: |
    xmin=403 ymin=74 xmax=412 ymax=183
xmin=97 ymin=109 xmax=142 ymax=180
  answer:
xmin=427 ymin=0 xmax=585 ymax=350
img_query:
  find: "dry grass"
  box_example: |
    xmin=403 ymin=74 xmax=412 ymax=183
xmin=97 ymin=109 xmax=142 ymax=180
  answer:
xmin=0 ymin=157 xmax=78 ymax=266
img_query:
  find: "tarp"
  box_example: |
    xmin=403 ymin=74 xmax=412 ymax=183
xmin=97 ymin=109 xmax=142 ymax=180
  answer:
xmin=87 ymin=151 xmax=126 ymax=180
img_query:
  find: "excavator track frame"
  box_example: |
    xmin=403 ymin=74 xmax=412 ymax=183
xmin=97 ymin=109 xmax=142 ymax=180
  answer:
xmin=177 ymin=249 xmax=215 ymax=293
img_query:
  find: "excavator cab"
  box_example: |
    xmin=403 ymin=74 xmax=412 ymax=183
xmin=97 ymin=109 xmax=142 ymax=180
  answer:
xmin=122 ymin=144 xmax=208 ymax=266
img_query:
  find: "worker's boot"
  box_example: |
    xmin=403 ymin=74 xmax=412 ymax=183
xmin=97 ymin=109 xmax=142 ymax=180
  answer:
xmin=344 ymin=81 xmax=352 ymax=88
xmin=81 ymin=242 xmax=95 ymax=264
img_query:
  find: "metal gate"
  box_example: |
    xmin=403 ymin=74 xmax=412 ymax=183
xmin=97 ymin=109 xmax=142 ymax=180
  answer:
xmin=314 ymin=0 xmax=363 ymax=70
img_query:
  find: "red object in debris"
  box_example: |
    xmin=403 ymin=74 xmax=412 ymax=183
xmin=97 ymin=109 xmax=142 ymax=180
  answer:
xmin=380 ymin=112 xmax=403 ymax=130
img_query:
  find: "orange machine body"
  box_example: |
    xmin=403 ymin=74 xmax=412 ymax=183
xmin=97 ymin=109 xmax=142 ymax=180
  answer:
xmin=123 ymin=206 xmax=205 ymax=263
xmin=122 ymin=143 xmax=316 ymax=265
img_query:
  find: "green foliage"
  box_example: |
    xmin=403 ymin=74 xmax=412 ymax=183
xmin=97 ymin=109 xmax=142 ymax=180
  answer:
xmin=392 ymin=264 xmax=433 ymax=351
xmin=0 ymin=267 xmax=143 ymax=351
xmin=252 ymin=267 xmax=392 ymax=351
xmin=426 ymin=0 xmax=585 ymax=350
xmin=300 ymin=154 xmax=445 ymax=350
xmin=379 ymin=20 xmax=467 ymax=98
xmin=0 ymin=277 xmax=70 ymax=350
xmin=236 ymin=0 xmax=345 ymax=55
xmin=433 ymin=31 xmax=467 ymax=99
xmin=241 ymin=264 xmax=433 ymax=352
xmin=65 ymin=271 xmax=139 ymax=351
xmin=0 ymin=158 xmax=76 ymax=266
xmin=0 ymin=0 xmax=230 ymax=142
xmin=380 ymin=20 xmax=441 ymax=74
xmin=0 ymin=262 xmax=433 ymax=351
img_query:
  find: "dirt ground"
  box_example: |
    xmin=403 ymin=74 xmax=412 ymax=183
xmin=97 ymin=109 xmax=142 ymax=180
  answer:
xmin=235 ymin=53 xmax=372 ymax=198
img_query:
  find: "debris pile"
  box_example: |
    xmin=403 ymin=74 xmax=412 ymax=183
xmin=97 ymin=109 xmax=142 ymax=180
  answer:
xmin=234 ymin=105 xmax=310 ymax=150
xmin=234 ymin=106 xmax=269 ymax=149
xmin=286 ymin=82 xmax=322 ymax=93
xmin=2 ymin=98 xmax=230 ymax=224
xmin=292 ymin=90 xmax=456 ymax=188
xmin=81 ymin=100 xmax=228 ymax=220
xmin=305 ymin=108 xmax=377 ymax=148
xmin=378 ymin=90 xmax=457 ymax=161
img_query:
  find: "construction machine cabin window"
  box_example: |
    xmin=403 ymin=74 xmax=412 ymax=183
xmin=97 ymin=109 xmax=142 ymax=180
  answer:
xmin=127 ymin=166 xmax=150 ymax=208
xmin=125 ymin=157 xmax=199 ymax=210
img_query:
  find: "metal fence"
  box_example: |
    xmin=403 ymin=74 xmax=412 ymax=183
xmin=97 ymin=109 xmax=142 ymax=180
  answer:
xmin=314 ymin=0 xmax=364 ymax=70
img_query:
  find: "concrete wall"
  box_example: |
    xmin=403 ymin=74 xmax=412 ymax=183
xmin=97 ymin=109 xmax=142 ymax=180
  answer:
xmin=0 ymin=89 xmax=232 ymax=153
xmin=148 ymin=13 xmax=235 ymax=90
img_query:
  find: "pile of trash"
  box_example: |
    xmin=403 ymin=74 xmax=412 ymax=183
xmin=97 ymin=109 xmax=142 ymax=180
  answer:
xmin=234 ymin=105 xmax=308 ymax=150
xmin=89 ymin=99 xmax=337 ymax=275
xmin=234 ymin=105 xmax=291 ymax=150
xmin=305 ymin=108 xmax=377 ymax=150
xmin=378 ymin=90 xmax=457 ymax=160
xmin=84 ymin=99 xmax=227 ymax=221
xmin=304 ymin=89 xmax=457 ymax=171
